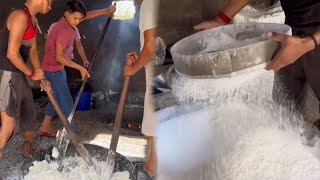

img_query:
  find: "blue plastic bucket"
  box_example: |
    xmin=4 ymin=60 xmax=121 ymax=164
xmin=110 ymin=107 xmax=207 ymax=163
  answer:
xmin=72 ymin=91 xmax=92 ymax=111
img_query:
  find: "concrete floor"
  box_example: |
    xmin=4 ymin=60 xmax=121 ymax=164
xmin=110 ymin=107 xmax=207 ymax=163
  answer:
xmin=0 ymin=96 xmax=148 ymax=180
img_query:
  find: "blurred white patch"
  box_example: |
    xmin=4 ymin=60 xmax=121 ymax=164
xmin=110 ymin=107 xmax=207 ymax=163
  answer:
xmin=112 ymin=1 xmax=136 ymax=20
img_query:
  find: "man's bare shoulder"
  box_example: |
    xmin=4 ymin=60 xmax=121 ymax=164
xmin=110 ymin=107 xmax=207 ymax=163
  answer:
xmin=9 ymin=10 xmax=28 ymax=21
xmin=7 ymin=10 xmax=28 ymax=29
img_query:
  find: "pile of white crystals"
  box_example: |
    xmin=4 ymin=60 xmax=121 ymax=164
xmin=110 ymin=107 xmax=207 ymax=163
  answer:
xmin=223 ymin=127 xmax=320 ymax=179
xmin=24 ymin=156 xmax=130 ymax=180
xmin=157 ymin=68 xmax=320 ymax=180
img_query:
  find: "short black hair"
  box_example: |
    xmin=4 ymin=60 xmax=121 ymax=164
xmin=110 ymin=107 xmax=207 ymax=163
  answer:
xmin=65 ymin=0 xmax=87 ymax=17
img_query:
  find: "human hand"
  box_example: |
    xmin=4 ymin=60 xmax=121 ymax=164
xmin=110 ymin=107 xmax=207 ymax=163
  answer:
xmin=193 ymin=17 xmax=226 ymax=30
xmin=31 ymin=69 xmax=45 ymax=81
xmin=79 ymin=67 xmax=91 ymax=80
xmin=106 ymin=4 xmax=116 ymax=16
xmin=83 ymin=59 xmax=90 ymax=68
xmin=123 ymin=65 xmax=135 ymax=77
xmin=126 ymin=51 xmax=138 ymax=66
xmin=265 ymin=32 xmax=314 ymax=71
xmin=40 ymin=79 xmax=52 ymax=92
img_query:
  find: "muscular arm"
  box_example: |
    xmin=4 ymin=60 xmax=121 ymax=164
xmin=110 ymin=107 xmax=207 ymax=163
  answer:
xmin=6 ymin=10 xmax=33 ymax=75
xmin=75 ymin=39 xmax=89 ymax=63
xmin=131 ymin=28 xmax=156 ymax=74
xmin=29 ymin=34 xmax=41 ymax=69
xmin=222 ymin=0 xmax=252 ymax=19
xmin=55 ymin=42 xmax=83 ymax=71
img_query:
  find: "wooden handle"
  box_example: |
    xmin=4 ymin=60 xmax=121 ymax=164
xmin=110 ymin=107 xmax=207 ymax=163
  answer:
xmin=42 ymin=80 xmax=100 ymax=173
xmin=106 ymin=76 xmax=130 ymax=170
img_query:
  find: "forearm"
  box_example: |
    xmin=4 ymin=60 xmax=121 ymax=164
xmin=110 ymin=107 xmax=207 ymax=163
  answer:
xmin=131 ymin=29 xmax=155 ymax=73
xmin=81 ymin=9 xmax=108 ymax=21
xmin=29 ymin=48 xmax=41 ymax=69
xmin=299 ymin=26 xmax=320 ymax=53
xmin=56 ymin=55 xmax=83 ymax=70
xmin=7 ymin=52 xmax=32 ymax=75
xmin=132 ymin=48 xmax=154 ymax=73
xmin=312 ymin=26 xmax=320 ymax=46
xmin=76 ymin=43 xmax=89 ymax=62
xmin=221 ymin=0 xmax=252 ymax=18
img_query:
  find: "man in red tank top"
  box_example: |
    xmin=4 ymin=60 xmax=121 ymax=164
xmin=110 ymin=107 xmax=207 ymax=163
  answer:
xmin=0 ymin=0 xmax=53 ymax=159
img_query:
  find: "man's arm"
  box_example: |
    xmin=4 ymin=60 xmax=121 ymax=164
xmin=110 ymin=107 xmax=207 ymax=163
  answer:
xmin=221 ymin=0 xmax=252 ymax=20
xmin=313 ymin=26 xmax=320 ymax=45
xmin=29 ymin=34 xmax=46 ymax=79
xmin=56 ymin=42 xmax=90 ymax=80
xmin=194 ymin=0 xmax=251 ymax=30
xmin=265 ymin=26 xmax=320 ymax=70
xmin=6 ymin=11 xmax=33 ymax=76
xmin=80 ymin=5 xmax=116 ymax=22
xmin=56 ymin=42 xmax=84 ymax=70
xmin=75 ymin=39 xmax=89 ymax=66
xmin=29 ymin=35 xmax=41 ymax=69
xmin=75 ymin=39 xmax=90 ymax=67
xmin=124 ymin=28 xmax=156 ymax=76
xmin=297 ymin=26 xmax=320 ymax=52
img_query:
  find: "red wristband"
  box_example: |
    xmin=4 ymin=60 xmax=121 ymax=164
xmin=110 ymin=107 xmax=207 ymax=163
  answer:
xmin=218 ymin=11 xmax=231 ymax=24
xmin=28 ymin=71 xmax=35 ymax=78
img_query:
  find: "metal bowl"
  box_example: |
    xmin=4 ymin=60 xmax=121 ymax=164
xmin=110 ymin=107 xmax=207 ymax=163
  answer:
xmin=170 ymin=23 xmax=292 ymax=79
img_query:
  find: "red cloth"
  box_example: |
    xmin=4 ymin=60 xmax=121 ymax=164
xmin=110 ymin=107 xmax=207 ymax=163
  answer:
xmin=22 ymin=7 xmax=36 ymax=40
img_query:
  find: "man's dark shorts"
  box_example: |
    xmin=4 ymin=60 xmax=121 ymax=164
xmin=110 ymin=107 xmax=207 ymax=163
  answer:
xmin=0 ymin=70 xmax=35 ymax=132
